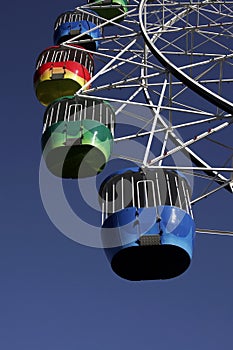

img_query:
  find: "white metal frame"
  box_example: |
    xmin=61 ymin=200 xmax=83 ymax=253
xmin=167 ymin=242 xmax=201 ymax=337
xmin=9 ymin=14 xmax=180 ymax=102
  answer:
xmin=58 ymin=0 xmax=233 ymax=236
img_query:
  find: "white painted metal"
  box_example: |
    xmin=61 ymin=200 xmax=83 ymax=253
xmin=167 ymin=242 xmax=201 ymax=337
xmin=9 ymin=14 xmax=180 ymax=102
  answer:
xmin=62 ymin=0 xmax=233 ymax=235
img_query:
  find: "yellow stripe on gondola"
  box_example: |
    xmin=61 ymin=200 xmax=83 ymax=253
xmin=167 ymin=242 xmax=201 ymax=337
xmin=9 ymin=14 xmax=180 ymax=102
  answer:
xmin=34 ymin=69 xmax=90 ymax=106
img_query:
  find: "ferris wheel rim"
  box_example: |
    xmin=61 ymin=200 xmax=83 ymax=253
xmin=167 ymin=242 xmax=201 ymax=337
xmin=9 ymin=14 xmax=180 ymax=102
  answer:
xmin=138 ymin=0 xmax=233 ymax=115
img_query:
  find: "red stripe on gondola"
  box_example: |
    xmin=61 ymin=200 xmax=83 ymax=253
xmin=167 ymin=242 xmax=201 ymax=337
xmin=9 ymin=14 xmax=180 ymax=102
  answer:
xmin=34 ymin=61 xmax=92 ymax=83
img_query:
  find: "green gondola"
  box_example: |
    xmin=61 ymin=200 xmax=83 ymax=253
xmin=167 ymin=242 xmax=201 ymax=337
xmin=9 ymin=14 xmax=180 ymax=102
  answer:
xmin=88 ymin=0 xmax=128 ymax=23
xmin=42 ymin=95 xmax=115 ymax=178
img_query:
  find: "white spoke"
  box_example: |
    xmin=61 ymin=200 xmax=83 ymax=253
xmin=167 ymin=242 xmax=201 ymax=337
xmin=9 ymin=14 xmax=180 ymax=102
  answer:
xmin=143 ymin=78 xmax=167 ymax=166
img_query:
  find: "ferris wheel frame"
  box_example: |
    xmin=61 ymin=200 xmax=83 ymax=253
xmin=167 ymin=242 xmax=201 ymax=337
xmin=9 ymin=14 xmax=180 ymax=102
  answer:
xmin=56 ymin=0 xmax=233 ymax=236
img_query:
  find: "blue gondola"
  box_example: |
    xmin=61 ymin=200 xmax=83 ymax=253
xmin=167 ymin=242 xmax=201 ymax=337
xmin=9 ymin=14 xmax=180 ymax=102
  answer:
xmin=54 ymin=9 xmax=102 ymax=51
xmin=99 ymin=167 xmax=195 ymax=280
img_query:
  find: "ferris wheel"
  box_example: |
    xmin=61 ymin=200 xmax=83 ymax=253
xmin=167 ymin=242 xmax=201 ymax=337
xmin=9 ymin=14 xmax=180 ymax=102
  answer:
xmin=34 ymin=0 xmax=233 ymax=281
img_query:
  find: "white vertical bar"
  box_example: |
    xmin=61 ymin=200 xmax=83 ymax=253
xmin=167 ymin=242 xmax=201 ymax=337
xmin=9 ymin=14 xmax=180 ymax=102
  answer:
xmin=166 ymin=173 xmax=172 ymax=205
xmin=55 ymin=103 xmax=61 ymax=124
xmin=100 ymin=101 xmax=103 ymax=123
xmin=131 ymin=176 xmax=135 ymax=207
xmin=78 ymin=104 xmax=82 ymax=121
xmin=85 ymin=54 xmax=88 ymax=69
xmin=92 ymin=101 xmax=95 ymax=120
xmin=174 ymin=176 xmax=182 ymax=208
xmin=64 ymin=102 xmax=68 ymax=122
xmin=69 ymin=104 xmax=77 ymax=122
xmin=49 ymin=107 xmax=54 ymax=127
xmin=84 ymin=98 xmax=87 ymax=120
xmin=144 ymin=181 xmax=149 ymax=207
xmin=67 ymin=104 xmax=71 ymax=122
xmin=101 ymin=201 xmax=105 ymax=225
xmin=121 ymin=177 xmax=124 ymax=209
xmin=52 ymin=50 xmax=56 ymax=62
xmin=105 ymin=105 xmax=108 ymax=126
xmin=80 ymin=51 xmax=83 ymax=66
xmin=151 ymin=181 xmax=156 ymax=207
xmin=74 ymin=104 xmax=78 ymax=122
xmin=182 ymin=181 xmax=189 ymax=213
xmin=105 ymin=190 xmax=109 ymax=220
xmin=43 ymin=111 xmax=48 ymax=133
xmin=112 ymin=183 xmax=115 ymax=213
xmin=44 ymin=51 xmax=50 ymax=65
xmin=186 ymin=188 xmax=193 ymax=218
xmin=155 ymin=172 xmax=161 ymax=206
xmin=111 ymin=111 xmax=115 ymax=137
xmin=74 ymin=49 xmax=77 ymax=62
xmin=137 ymin=181 xmax=141 ymax=209
xmin=38 ymin=55 xmax=44 ymax=68
xmin=105 ymin=107 xmax=108 ymax=127
xmin=100 ymin=103 xmax=103 ymax=124
xmin=39 ymin=52 xmax=44 ymax=69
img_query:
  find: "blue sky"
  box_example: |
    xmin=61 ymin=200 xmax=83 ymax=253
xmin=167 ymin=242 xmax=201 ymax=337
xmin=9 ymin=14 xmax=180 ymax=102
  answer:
xmin=1 ymin=1 xmax=233 ymax=349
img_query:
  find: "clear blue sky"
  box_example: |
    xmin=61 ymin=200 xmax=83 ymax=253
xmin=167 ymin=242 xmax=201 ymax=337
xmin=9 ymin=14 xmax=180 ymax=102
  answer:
xmin=1 ymin=1 xmax=233 ymax=349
